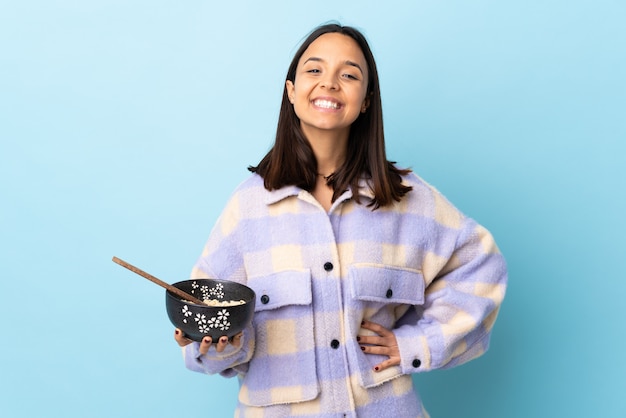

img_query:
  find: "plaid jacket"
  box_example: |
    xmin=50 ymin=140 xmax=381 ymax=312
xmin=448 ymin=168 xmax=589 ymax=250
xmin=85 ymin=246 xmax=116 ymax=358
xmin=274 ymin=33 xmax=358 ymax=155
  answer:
xmin=182 ymin=172 xmax=507 ymax=417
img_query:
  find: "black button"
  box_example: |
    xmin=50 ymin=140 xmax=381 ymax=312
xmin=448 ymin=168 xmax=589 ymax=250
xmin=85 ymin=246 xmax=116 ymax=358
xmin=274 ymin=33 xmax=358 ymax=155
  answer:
xmin=412 ymin=359 xmax=421 ymax=368
xmin=323 ymin=262 xmax=334 ymax=271
xmin=330 ymin=339 xmax=340 ymax=349
xmin=386 ymin=289 xmax=393 ymax=298
xmin=260 ymin=294 xmax=270 ymax=304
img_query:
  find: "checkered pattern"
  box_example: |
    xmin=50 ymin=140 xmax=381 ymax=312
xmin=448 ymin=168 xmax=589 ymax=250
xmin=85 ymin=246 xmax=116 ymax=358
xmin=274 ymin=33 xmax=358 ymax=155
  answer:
xmin=181 ymin=173 xmax=507 ymax=417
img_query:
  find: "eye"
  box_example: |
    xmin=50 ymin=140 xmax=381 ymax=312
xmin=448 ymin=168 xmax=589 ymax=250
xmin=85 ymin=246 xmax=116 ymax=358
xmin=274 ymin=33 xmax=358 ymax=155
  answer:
xmin=343 ymin=73 xmax=359 ymax=80
xmin=306 ymin=68 xmax=321 ymax=74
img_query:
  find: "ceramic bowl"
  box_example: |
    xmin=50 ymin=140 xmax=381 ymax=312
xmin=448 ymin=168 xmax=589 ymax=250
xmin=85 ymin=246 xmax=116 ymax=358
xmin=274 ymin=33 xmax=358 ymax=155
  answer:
xmin=166 ymin=279 xmax=255 ymax=342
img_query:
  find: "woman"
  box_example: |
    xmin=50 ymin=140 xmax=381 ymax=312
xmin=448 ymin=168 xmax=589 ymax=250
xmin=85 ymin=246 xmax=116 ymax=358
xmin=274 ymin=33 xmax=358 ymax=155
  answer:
xmin=175 ymin=23 xmax=507 ymax=418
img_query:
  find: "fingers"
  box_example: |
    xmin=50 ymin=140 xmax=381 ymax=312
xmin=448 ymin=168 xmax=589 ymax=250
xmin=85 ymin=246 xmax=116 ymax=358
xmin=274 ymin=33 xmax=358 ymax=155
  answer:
xmin=360 ymin=342 xmax=396 ymax=356
xmin=362 ymin=339 xmax=401 ymax=372
xmin=230 ymin=332 xmax=244 ymax=348
xmin=215 ymin=336 xmax=229 ymax=353
xmin=199 ymin=336 xmax=213 ymax=355
xmin=373 ymin=357 xmax=401 ymax=372
xmin=360 ymin=320 xmax=393 ymax=336
xmin=174 ymin=329 xmax=193 ymax=347
xmin=194 ymin=334 xmax=239 ymax=355
xmin=358 ymin=320 xmax=401 ymax=373
xmin=201 ymin=335 xmax=235 ymax=353
xmin=357 ymin=320 xmax=396 ymax=348
xmin=357 ymin=334 xmax=386 ymax=346
xmin=175 ymin=329 xmax=241 ymax=356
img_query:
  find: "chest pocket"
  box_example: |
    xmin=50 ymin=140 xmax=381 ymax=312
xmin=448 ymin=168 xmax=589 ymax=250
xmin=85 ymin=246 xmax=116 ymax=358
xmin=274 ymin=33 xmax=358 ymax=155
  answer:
xmin=239 ymin=270 xmax=319 ymax=407
xmin=349 ymin=263 xmax=425 ymax=305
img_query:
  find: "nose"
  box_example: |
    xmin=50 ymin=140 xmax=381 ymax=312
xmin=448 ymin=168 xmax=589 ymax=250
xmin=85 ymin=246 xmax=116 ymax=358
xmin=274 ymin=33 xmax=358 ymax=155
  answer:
xmin=320 ymin=74 xmax=339 ymax=90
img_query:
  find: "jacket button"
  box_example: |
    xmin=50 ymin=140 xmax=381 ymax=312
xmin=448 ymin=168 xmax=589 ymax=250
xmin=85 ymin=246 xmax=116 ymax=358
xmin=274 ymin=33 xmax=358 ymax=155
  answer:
xmin=330 ymin=339 xmax=340 ymax=349
xmin=386 ymin=288 xmax=393 ymax=298
xmin=412 ymin=359 xmax=421 ymax=368
xmin=260 ymin=295 xmax=270 ymax=304
xmin=323 ymin=262 xmax=334 ymax=271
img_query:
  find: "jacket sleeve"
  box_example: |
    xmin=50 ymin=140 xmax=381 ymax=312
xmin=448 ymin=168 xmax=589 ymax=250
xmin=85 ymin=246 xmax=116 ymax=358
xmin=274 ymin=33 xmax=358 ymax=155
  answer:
xmin=181 ymin=323 xmax=254 ymax=377
xmin=394 ymin=215 xmax=508 ymax=374
xmin=182 ymin=192 xmax=255 ymax=377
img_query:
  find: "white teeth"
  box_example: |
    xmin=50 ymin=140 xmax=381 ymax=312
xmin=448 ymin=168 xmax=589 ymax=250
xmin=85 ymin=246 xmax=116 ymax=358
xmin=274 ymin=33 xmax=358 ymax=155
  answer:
xmin=313 ymin=99 xmax=340 ymax=109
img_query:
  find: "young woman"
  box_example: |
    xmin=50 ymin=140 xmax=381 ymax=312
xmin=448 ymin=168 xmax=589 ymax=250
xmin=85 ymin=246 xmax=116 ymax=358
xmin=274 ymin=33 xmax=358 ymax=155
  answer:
xmin=174 ymin=23 xmax=507 ymax=418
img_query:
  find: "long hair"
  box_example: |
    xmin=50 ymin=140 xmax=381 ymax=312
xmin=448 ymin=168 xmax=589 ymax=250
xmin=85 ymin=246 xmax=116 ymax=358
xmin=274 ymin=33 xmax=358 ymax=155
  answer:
xmin=248 ymin=23 xmax=412 ymax=209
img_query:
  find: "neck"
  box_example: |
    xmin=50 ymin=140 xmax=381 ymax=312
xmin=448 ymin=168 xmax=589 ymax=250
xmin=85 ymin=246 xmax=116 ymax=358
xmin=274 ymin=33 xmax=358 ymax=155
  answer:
xmin=301 ymin=126 xmax=348 ymax=176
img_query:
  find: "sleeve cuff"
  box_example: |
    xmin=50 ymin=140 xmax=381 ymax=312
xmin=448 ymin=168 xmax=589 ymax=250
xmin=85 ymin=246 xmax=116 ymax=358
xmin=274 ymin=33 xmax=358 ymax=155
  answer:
xmin=394 ymin=323 xmax=432 ymax=374
xmin=182 ymin=324 xmax=254 ymax=375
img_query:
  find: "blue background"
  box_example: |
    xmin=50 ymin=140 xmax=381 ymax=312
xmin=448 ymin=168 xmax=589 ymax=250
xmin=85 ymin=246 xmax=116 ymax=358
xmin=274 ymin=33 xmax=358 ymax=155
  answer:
xmin=1 ymin=1 xmax=624 ymax=417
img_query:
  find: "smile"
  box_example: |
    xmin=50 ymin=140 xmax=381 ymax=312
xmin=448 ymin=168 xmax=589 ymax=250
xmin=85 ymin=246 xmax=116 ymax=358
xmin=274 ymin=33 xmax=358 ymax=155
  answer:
xmin=312 ymin=99 xmax=341 ymax=109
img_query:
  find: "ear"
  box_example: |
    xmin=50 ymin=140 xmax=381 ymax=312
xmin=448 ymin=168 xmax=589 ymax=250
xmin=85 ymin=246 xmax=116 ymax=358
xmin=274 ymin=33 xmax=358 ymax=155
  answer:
xmin=361 ymin=96 xmax=370 ymax=113
xmin=286 ymin=80 xmax=295 ymax=103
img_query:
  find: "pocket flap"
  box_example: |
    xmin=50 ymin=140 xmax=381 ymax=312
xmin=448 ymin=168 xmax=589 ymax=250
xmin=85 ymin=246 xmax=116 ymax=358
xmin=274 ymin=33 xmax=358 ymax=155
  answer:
xmin=248 ymin=270 xmax=312 ymax=312
xmin=349 ymin=264 xmax=425 ymax=305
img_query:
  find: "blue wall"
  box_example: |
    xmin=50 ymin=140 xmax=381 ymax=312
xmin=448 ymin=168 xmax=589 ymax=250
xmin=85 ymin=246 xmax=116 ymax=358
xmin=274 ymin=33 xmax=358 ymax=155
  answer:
xmin=1 ymin=1 xmax=624 ymax=417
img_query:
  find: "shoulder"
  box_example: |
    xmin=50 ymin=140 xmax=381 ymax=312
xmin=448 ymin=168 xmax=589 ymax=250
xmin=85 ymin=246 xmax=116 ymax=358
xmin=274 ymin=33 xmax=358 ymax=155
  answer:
xmin=397 ymin=172 xmax=467 ymax=229
xmin=225 ymin=173 xmax=272 ymax=202
xmin=223 ymin=174 xmax=301 ymax=215
xmin=222 ymin=174 xmax=268 ymax=210
xmin=230 ymin=174 xmax=300 ymax=202
xmin=400 ymin=171 xmax=449 ymax=202
xmin=232 ymin=173 xmax=265 ymax=192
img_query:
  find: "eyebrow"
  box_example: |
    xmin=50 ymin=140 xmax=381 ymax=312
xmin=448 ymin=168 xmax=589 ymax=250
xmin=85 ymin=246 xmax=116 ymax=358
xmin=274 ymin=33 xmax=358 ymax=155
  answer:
xmin=303 ymin=57 xmax=364 ymax=75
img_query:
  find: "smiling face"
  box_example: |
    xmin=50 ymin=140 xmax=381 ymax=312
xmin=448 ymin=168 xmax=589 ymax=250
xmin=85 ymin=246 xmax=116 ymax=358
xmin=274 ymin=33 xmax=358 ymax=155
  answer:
xmin=286 ymin=32 xmax=370 ymax=142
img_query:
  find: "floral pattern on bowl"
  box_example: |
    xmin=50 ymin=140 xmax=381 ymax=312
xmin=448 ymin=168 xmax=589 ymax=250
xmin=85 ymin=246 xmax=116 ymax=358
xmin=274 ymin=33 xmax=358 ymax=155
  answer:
xmin=165 ymin=279 xmax=255 ymax=342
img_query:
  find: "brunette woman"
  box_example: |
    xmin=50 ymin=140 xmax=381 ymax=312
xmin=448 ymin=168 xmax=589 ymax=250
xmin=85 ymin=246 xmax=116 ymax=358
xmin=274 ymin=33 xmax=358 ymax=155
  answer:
xmin=175 ymin=23 xmax=507 ymax=418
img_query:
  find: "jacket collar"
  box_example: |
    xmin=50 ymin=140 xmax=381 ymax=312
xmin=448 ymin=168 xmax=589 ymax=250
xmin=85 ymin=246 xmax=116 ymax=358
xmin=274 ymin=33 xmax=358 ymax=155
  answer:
xmin=263 ymin=177 xmax=375 ymax=206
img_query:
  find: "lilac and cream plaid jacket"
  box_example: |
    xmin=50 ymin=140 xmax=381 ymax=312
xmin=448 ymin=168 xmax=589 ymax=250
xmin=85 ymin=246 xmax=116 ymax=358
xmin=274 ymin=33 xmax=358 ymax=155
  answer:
xmin=182 ymin=172 xmax=507 ymax=418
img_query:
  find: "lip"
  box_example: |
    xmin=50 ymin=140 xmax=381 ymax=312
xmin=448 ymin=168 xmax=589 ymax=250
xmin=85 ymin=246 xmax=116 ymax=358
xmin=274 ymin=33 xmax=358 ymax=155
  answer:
xmin=311 ymin=96 xmax=343 ymax=111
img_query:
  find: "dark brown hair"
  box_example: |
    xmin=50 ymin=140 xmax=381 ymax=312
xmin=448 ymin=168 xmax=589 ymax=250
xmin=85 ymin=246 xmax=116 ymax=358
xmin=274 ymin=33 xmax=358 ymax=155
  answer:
xmin=248 ymin=23 xmax=412 ymax=209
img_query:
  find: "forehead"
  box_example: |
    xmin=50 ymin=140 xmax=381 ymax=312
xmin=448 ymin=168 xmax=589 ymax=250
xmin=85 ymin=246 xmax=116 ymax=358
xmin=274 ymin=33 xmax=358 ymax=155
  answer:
xmin=299 ymin=33 xmax=367 ymax=68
